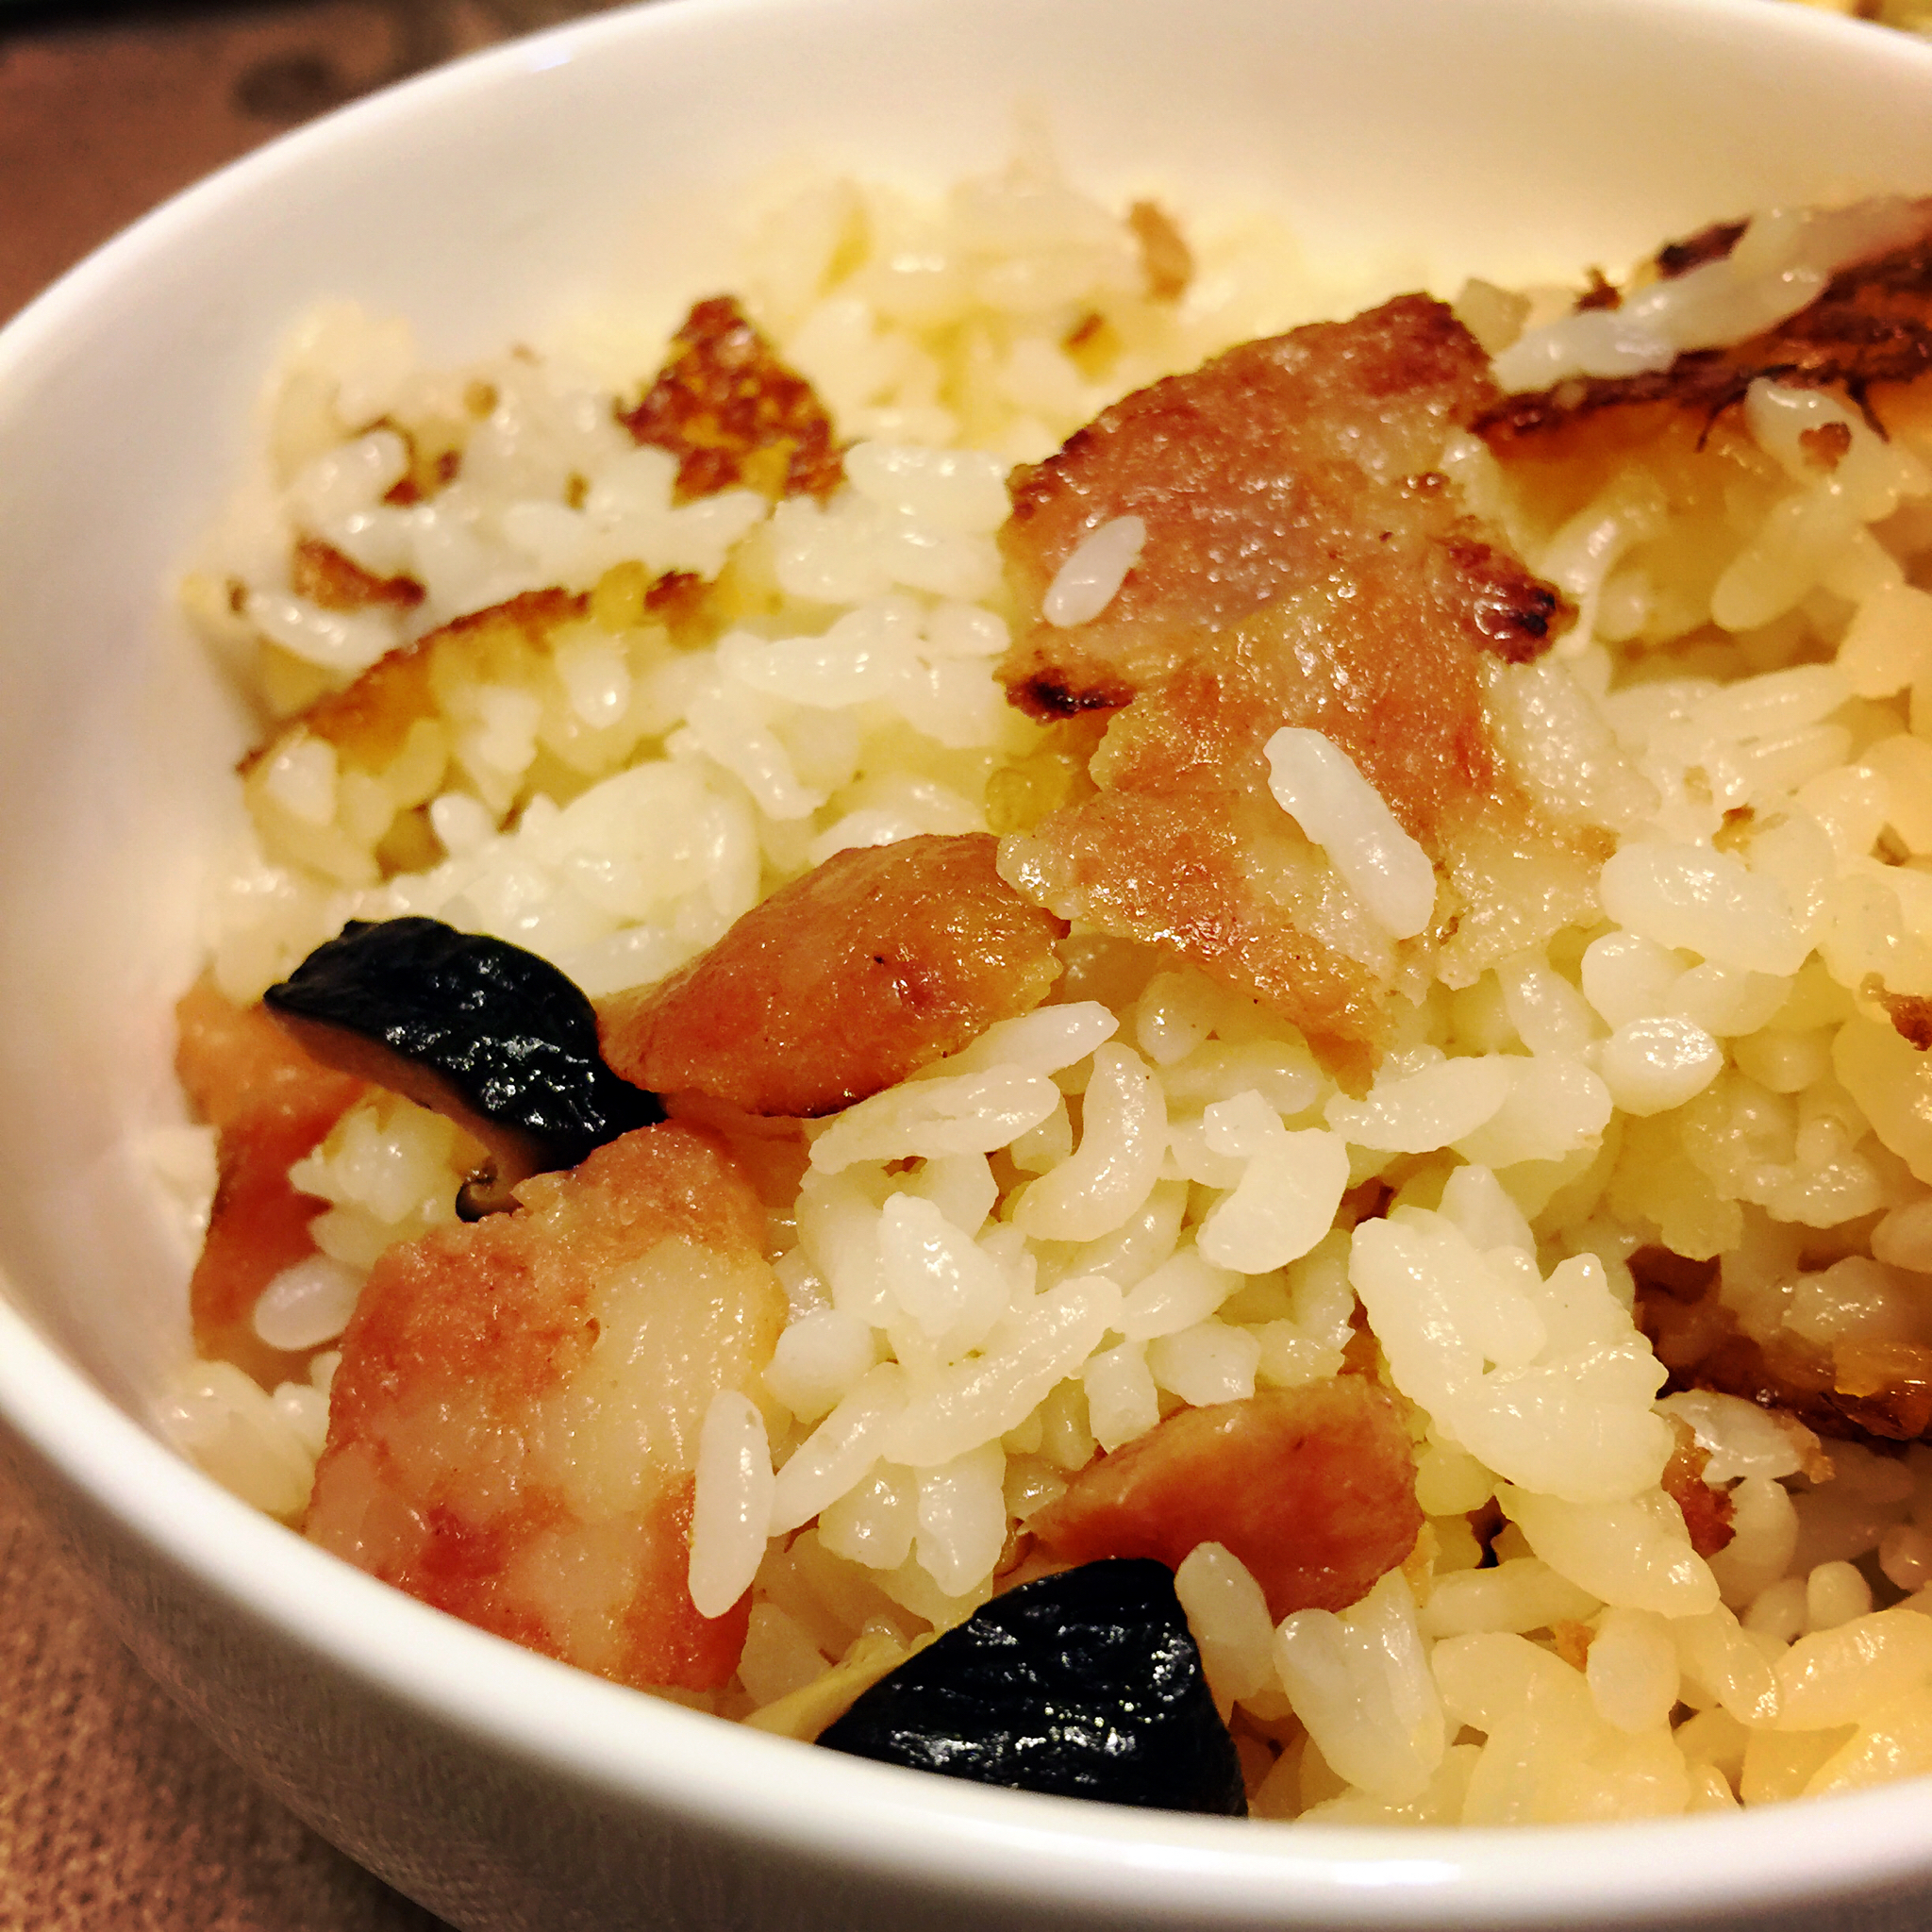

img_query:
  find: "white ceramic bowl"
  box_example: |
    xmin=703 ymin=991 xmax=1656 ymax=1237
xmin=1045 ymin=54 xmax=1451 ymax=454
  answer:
xmin=7 ymin=1 xmax=1932 ymax=1925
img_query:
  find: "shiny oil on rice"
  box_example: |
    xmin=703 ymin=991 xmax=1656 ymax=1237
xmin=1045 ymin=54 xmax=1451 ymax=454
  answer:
xmin=159 ymin=144 xmax=1932 ymax=1825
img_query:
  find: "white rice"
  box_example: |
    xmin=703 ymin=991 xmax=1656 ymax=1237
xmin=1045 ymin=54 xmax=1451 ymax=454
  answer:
xmin=689 ymin=1391 xmax=776 ymax=1617
xmin=1264 ymin=728 xmax=1438 ymax=941
xmin=1042 ymin=513 xmax=1147 ymax=626
xmin=165 ymin=148 xmax=1932 ymax=1823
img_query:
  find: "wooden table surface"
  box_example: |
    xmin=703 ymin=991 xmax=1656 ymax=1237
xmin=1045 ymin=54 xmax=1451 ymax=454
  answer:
xmin=0 ymin=0 xmax=610 ymax=321
xmin=1 ymin=8 xmax=613 ymax=1923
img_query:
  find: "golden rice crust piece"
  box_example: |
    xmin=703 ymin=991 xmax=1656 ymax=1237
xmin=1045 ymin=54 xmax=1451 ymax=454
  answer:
xmin=1477 ymin=220 xmax=1932 ymax=447
xmin=995 ymin=295 xmax=1571 ymax=1062
xmin=1027 ymin=1378 xmax=1424 ymax=1622
xmin=239 ymin=587 xmax=602 ymax=884
xmin=244 ymin=586 xmax=586 ymax=779
xmin=290 ymin=534 xmax=425 ymax=614
xmin=175 ymin=976 xmax=366 ymax=1391
xmin=305 ymin=1123 xmax=785 ymax=1692
xmin=597 ymin=832 xmax=1068 ymax=1119
xmin=620 ymin=294 xmax=844 ymax=503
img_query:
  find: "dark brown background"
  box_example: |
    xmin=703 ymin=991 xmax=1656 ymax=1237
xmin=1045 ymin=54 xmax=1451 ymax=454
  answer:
xmin=0 ymin=0 xmax=618 ymax=321
xmin=1 ymin=8 xmax=613 ymax=1923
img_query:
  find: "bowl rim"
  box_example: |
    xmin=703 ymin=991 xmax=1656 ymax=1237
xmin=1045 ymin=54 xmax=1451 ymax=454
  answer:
xmin=6 ymin=0 xmax=1932 ymax=1921
xmin=19 ymin=1277 xmax=1932 ymax=1927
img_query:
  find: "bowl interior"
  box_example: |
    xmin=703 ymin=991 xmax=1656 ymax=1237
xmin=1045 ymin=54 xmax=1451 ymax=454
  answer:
xmin=6 ymin=0 xmax=1932 ymax=1923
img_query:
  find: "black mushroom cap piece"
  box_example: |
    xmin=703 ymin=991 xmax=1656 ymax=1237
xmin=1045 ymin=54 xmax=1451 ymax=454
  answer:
xmin=265 ymin=917 xmax=663 ymax=1214
xmin=819 ymin=1558 xmax=1247 ymax=1816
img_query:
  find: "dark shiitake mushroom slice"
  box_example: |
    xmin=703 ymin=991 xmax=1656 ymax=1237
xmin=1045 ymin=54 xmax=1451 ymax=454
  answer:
xmin=265 ymin=917 xmax=662 ymax=1214
xmin=819 ymin=1558 xmax=1247 ymax=1815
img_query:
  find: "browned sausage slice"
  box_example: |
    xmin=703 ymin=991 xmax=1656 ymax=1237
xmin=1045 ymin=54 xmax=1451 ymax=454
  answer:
xmin=1028 ymin=1378 xmax=1423 ymax=1621
xmin=597 ymin=832 xmax=1066 ymax=1118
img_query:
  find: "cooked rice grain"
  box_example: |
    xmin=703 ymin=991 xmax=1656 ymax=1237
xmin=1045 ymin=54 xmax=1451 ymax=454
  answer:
xmin=168 ymin=154 xmax=1932 ymax=1823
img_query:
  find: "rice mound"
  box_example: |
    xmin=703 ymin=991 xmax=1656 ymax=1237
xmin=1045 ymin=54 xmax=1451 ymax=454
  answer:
xmin=160 ymin=145 xmax=1932 ymax=1825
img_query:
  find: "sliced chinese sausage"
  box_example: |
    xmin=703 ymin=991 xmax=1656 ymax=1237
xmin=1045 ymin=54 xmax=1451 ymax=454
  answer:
xmin=820 ymin=1558 xmax=1246 ymax=1816
xmin=306 ymin=1123 xmax=785 ymax=1692
xmin=265 ymin=917 xmax=662 ymax=1214
xmin=1027 ymin=1379 xmax=1423 ymax=1622
xmin=995 ymin=295 xmax=1577 ymax=1066
xmin=175 ymin=975 xmax=365 ymax=1388
xmin=597 ymin=833 xmax=1067 ymax=1119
